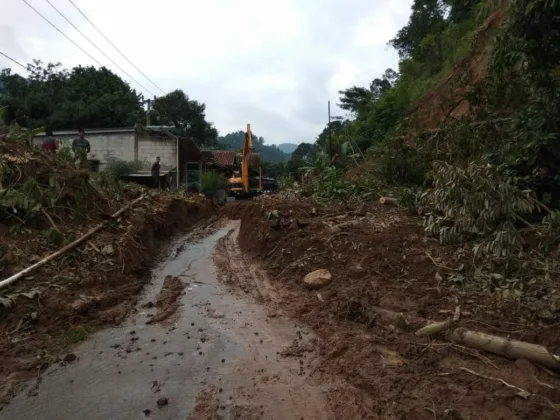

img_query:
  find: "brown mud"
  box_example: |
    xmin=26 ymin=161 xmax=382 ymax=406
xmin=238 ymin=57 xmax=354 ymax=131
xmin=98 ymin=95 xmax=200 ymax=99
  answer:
xmin=221 ymin=197 xmax=560 ymax=419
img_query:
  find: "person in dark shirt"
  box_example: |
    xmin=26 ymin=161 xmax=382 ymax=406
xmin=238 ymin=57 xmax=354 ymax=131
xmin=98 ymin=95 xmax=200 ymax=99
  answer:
xmin=151 ymin=157 xmax=161 ymax=188
xmin=42 ymin=130 xmax=59 ymax=152
xmin=72 ymin=128 xmax=91 ymax=167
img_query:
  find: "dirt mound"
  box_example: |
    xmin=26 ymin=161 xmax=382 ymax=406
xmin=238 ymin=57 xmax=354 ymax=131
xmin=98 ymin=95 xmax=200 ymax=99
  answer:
xmin=411 ymin=8 xmax=508 ymax=129
xmin=229 ymin=196 xmax=560 ymax=419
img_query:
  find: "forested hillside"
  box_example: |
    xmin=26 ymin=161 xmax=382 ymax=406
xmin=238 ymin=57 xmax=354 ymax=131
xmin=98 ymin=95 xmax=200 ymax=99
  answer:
xmin=295 ymin=0 xmax=560 ymax=207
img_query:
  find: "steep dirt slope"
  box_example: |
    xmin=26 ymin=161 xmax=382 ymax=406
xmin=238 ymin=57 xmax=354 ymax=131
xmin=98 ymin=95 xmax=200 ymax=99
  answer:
xmin=410 ymin=7 xmax=508 ymax=129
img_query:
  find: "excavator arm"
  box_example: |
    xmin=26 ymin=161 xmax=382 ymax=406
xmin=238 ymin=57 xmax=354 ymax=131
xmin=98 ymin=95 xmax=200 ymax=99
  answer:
xmin=241 ymin=123 xmax=253 ymax=193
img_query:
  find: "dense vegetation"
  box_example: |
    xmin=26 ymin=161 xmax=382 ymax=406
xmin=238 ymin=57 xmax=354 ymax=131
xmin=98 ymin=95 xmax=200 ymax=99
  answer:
xmin=293 ymin=0 xmax=560 ymax=206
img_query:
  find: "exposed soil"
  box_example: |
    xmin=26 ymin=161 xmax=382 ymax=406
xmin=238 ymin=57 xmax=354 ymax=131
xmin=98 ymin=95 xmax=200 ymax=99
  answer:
xmin=410 ymin=7 xmax=508 ymax=129
xmin=220 ymin=197 xmax=560 ymax=419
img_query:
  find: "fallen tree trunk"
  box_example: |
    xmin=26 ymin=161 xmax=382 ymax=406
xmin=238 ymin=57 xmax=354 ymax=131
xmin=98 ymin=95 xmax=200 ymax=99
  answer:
xmin=0 ymin=195 xmax=145 ymax=290
xmin=379 ymin=197 xmax=398 ymax=205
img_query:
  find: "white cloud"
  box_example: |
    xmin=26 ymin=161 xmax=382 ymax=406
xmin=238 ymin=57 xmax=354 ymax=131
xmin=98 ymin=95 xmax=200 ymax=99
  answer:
xmin=0 ymin=0 xmax=413 ymax=144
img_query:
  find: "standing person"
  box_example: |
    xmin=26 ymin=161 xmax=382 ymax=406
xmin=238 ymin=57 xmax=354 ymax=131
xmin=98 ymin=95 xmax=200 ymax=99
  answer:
xmin=42 ymin=130 xmax=59 ymax=153
xmin=151 ymin=157 xmax=161 ymax=188
xmin=72 ymin=128 xmax=91 ymax=168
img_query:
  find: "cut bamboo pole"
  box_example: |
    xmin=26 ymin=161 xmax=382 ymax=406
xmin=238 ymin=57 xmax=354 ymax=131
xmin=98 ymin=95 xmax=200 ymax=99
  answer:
xmin=450 ymin=328 xmax=560 ymax=371
xmin=0 ymin=195 xmax=145 ymax=290
xmin=373 ymin=305 xmax=560 ymax=371
xmin=379 ymin=196 xmax=398 ymax=205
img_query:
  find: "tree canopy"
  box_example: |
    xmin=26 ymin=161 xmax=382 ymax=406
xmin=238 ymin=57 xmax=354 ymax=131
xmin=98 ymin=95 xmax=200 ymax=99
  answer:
xmin=0 ymin=61 xmax=218 ymax=147
xmin=150 ymin=89 xmax=218 ymax=146
xmin=0 ymin=60 xmax=143 ymax=129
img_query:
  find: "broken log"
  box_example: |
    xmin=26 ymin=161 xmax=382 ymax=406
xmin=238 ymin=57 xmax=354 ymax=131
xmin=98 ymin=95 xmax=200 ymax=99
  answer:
xmin=0 ymin=195 xmax=145 ymax=290
xmin=379 ymin=197 xmax=398 ymax=205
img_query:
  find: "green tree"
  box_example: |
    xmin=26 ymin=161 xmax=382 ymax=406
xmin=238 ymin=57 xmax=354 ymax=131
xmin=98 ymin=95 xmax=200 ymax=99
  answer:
xmin=338 ymin=69 xmax=398 ymax=115
xmin=0 ymin=60 xmax=143 ymax=129
xmin=292 ymin=142 xmax=317 ymax=161
xmin=150 ymin=89 xmax=218 ymax=146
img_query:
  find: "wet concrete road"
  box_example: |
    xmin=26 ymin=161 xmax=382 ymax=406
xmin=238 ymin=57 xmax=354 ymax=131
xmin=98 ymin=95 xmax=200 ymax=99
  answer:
xmin=1 ymin=223 xmax=332 ymax=420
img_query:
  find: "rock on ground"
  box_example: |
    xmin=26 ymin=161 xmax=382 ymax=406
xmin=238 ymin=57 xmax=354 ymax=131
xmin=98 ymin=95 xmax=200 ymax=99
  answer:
xmin=303 ymin=269 xmax=332 ymax=290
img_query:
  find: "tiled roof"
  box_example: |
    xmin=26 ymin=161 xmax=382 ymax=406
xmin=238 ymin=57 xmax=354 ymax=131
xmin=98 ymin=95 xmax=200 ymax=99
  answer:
xmin=209 ymin=150 xmax=236 ymax=167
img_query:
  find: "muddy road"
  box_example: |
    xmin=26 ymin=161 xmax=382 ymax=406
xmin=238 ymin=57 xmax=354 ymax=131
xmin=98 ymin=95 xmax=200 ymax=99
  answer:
xmin=1 ymin=221 xmax=335 ymax=420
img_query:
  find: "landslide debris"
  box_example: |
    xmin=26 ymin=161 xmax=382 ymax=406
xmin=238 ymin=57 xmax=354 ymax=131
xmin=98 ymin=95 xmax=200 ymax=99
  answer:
xmin=0 ymin=127 xmax=213 ymax=405
xmin=226 ymin=195 xmax=560 ymax=419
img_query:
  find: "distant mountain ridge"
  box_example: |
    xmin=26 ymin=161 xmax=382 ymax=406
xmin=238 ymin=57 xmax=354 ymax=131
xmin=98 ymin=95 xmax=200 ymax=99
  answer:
xmin=277 ymin=143 xmax=297 ymax=154
xmin=217 ymin=131 xmax=291 ymax=163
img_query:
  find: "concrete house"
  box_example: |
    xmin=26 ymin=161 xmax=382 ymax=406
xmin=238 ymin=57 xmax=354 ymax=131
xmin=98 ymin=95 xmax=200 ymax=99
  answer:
xmin=34 ymin=124 xmax=204 ymax=188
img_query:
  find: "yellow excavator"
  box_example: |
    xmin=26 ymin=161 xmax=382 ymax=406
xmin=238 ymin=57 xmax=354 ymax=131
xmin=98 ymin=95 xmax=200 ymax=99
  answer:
xmin=226 ymin=123 xmax=263 ymax=198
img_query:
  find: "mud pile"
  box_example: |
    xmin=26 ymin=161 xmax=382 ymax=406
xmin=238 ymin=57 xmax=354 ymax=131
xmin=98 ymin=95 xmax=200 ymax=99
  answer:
xmin=231 ymin=196 xmax=560 ymax=419
xmin=0 ymin=134 xmax=214 ymax=402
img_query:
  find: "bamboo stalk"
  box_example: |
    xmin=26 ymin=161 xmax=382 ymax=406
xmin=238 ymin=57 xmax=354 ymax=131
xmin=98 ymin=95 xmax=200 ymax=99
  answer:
xmin=373 ymin=305 xmax=560 ymax=371
xmin=0 ymin=195 xmax=145 ymax=290
xmin=450 ymin=328 xmax=560 ymax=371
xmin=379 ymin=197 xmax=398 ymax=205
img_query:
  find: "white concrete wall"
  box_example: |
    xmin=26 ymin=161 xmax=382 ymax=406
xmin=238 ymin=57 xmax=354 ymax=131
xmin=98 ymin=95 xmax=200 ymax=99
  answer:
xmin=137 ymin=136 xmax=177 ymax=170
xmin=34 ymin=131 xmax=179 ymax=172
xmin=34 ymin=132 xmax=135 ymax=169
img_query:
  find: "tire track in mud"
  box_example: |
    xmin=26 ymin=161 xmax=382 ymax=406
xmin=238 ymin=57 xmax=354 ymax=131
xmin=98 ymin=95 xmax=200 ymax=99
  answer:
xmin=214 ymin=224 xmax=281 ymax=305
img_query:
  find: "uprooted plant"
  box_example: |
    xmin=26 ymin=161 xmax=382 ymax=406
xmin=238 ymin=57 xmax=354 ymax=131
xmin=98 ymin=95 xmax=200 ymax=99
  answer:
xmin=421 ymin=160 xmax=560 ymax=312
xmin=0 ymin=124 xmax=134 ymax=228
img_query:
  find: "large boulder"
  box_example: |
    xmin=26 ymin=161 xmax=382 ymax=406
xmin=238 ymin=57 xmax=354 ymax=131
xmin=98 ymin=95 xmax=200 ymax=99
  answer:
xmin=303 ymin=269 xmax=333 ymax=290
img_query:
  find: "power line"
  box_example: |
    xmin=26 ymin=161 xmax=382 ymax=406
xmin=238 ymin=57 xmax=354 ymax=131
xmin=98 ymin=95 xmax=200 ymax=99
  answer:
xmin=0 ymin=51 xmax=27 ymax=70
xmin=21 ymin=0 xmax=104 ymax=68
xmin=43 ymin=0 xmax=155 ymax=96
xmin=67 ymin=0 xmax=166 ymax=95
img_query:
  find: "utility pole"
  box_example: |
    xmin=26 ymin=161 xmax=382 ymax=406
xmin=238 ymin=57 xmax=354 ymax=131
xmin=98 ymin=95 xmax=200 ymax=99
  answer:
xmin=328 ymin=100 xmax=332 ymax=160
xmin=141 ymin=95 xmax=156 ymax=127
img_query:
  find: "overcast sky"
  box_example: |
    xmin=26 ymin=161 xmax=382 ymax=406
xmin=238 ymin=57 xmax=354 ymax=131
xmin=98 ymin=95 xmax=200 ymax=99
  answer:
xmin=1 ymin=0 xmax=412 ymax=145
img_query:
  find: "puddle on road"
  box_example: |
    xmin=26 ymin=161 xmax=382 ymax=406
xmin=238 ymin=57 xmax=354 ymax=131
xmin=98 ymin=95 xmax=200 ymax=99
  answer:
xmin=1 ymin=222 xmax=332 ymax=420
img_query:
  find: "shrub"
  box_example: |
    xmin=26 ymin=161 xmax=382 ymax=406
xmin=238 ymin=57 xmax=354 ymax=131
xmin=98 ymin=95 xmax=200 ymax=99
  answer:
xmin=104 ymin=156 xmax=143 ymax=179
xmin=200 ymin=171 xmax=225 ymax=195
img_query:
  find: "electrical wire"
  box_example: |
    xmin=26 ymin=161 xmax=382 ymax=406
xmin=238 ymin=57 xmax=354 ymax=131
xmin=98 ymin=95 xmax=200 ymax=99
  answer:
xmin=43 ymin=0 xmax=155 ymax=96
xmin=21 ymin=0 xmax=104 ymax=68
xmin=0 ymin=51 xmax=27 ymax=70
xmin=67 ymin=0 xmax=166 ymax=95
